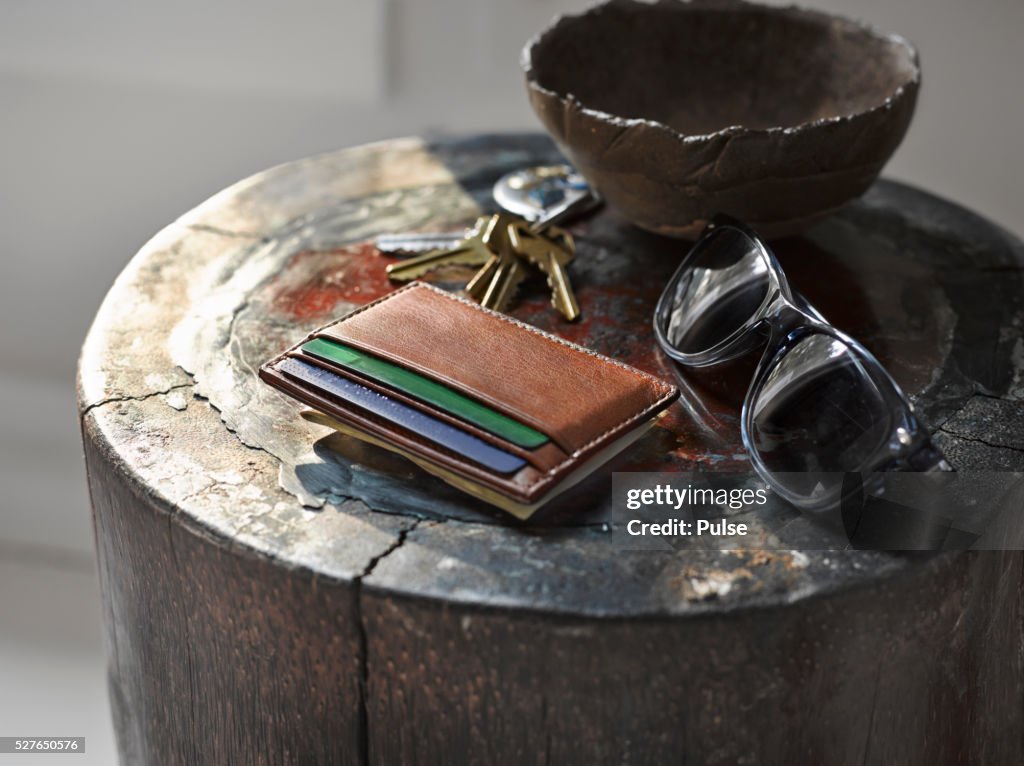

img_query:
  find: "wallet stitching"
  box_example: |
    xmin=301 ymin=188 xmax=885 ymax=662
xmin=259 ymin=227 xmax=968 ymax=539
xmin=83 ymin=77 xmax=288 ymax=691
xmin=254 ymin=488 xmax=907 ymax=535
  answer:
xmin=437 ymin=283 xmax=671 ymax=392
xmin=275 ymin=281 xmax=679 ymax=495
xmin=526 ymin=402 xmax=671 ymax=491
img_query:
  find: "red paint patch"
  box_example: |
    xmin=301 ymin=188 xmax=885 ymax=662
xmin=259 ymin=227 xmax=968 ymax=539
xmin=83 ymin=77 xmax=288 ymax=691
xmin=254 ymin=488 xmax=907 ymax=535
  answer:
xmin=271 ymin=243 xmax=398 ymax=321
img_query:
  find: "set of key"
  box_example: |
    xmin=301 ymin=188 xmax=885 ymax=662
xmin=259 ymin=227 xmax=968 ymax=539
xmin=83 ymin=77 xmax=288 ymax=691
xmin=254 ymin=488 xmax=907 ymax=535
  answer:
xmin=383 ymin=212 xmax=581 ymax=321
xmin=378 ymin=187 xmax=600 ymax=321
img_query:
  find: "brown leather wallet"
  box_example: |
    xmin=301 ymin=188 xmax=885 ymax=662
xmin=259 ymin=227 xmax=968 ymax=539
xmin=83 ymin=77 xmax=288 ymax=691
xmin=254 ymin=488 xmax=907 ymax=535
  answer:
xmin=260 ymin=282 xmax=678 ymax=517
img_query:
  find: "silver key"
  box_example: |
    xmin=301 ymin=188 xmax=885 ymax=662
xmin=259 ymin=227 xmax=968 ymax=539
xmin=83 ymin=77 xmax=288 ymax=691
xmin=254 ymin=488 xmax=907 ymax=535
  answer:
xmin=374 ymin=231 xmax=466 ymax=256
xmin=376 ymin=180 xmax=601 ymax=257
xmin=385 ymin=216 xmax=494 ymax=282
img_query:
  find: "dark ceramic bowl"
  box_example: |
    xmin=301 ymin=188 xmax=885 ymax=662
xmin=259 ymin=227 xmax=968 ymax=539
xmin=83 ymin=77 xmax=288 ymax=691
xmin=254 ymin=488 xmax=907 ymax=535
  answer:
xmin=523 ymin=0 xmax=920 ymax=238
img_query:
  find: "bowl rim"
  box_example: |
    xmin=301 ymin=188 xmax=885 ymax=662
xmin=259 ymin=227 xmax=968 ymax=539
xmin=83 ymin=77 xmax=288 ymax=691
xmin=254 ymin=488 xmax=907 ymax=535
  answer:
xmin=521 ymin=0 xmax=921 ymax=145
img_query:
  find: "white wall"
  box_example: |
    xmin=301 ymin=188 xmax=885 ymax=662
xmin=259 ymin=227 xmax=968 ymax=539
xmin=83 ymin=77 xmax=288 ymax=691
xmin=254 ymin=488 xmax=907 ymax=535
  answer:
xmin=0 ymin=0 xmax=1022 ymax=556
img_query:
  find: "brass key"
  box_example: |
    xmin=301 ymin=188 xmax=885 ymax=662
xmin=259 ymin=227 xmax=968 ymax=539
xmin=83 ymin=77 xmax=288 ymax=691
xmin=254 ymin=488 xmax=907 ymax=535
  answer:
xmin=507 ymin=221 xmax=581 ymax=321
xmin=475 ymin=214 xmax=528 ymax=312
xmin=464 ymin=254 xmax=500 ymax=302
xmin=385 ymin=216 xmax=493 ymax=282
xmin=480 ymin=246 xmax=529 ymax=313
xmin=464 ymin=213 xmax=515 ymax=305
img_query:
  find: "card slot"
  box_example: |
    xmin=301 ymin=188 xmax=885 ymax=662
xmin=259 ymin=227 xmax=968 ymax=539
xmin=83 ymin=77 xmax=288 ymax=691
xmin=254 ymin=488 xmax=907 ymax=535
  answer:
xmin=307 ymin=332 xmax=562 ymax=448
xmin=272 ymin=358 xmax=527 ymax=476
xmin=278 ymin=356 xmax=528 ymax=475
xmin=312 ymin=330 xmax=571 ymax=453
xmin=299 ymin=336 xmax=549 ymax=449
xmin=290 ymin=350 xmax=570 ymax=473
xmin=260 ymin=363 xmax=548 ymax=498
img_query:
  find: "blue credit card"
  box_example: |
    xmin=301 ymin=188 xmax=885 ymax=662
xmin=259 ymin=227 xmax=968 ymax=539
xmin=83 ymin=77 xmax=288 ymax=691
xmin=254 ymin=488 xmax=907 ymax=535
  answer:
xmin=277 ymin=357 xmax=527 ymax=475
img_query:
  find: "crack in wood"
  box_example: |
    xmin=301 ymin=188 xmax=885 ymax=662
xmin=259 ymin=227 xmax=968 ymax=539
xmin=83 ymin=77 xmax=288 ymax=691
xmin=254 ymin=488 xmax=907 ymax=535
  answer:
xmin=859 ymin=653 xmax=886 ymax=765
xmin=191 ymin=388 xmax=283 ymax=461
xmin=80 ymin=381 xmax=196 ymax=421
xmin=352 ymin=516 xmax=423 ymax=765
xmin=937 ymin=427 xmax=1024 ymax=455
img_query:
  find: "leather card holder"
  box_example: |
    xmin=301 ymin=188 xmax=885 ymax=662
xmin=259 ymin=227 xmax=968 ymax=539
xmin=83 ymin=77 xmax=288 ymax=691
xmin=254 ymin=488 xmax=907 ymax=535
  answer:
xmin=259 ymin=282 xmax=679 ymax=509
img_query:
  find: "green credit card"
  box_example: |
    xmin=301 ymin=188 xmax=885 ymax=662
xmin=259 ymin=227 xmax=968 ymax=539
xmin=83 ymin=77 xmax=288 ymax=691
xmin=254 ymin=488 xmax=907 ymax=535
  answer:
xmin=301 ymin=338 xmax=549 ymax=449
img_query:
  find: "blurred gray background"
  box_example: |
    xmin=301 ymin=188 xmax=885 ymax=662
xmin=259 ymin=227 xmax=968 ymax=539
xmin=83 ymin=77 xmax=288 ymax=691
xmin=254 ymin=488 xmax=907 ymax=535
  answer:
xmin=0 ymin=0 xmax=1021 ymax=761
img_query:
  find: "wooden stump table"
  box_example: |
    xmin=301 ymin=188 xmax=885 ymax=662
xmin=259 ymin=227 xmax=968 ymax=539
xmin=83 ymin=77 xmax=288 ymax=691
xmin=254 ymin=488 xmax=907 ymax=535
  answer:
xmin=79 ymin=134 xmax=1024 ymax=765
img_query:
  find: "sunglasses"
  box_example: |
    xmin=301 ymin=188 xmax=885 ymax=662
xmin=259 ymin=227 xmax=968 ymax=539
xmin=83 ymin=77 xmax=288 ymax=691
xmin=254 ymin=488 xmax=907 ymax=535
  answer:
xmin=654 ymin=216 xmax=952 ymax=510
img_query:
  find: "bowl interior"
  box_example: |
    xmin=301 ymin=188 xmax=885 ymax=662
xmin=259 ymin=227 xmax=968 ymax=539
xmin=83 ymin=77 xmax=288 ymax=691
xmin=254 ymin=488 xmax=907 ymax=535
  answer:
xmin=528 ymin=0 xmax=918 ymax=135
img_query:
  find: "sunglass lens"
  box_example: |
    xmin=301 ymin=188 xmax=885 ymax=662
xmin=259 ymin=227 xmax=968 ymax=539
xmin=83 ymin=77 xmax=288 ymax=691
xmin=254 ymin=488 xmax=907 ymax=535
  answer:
xmin=658 ymin=226 xmax=771 ymax=355
xmin=749 ymin=332 xmax=894 ymax=502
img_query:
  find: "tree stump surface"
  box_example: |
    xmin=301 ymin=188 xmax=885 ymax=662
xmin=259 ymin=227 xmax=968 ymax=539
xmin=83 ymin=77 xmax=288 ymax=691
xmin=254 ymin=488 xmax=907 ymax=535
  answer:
xmin=79 ymin=134 xmax=1024 ymax=765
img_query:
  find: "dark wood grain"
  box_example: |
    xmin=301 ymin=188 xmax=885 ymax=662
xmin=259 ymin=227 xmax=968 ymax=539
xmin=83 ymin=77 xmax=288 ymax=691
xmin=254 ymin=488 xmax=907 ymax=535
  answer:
xmin=79 ymin=134 xmax=1024 ymax=764
xmin=364 ymin=549 xmax=1024 ymax=765
xmin=86 ymin=432 xmax=365 ymax=765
